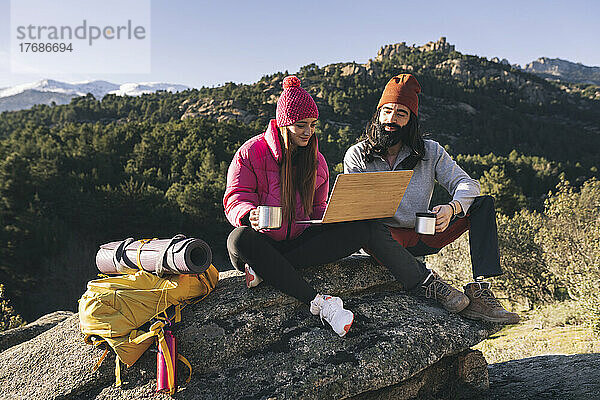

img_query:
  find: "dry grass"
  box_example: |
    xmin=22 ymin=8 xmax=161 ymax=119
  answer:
xmin=425 ymin=232 xmax=600 ymax=365
xmin=474 ymin=301 xmax=600 ymax=364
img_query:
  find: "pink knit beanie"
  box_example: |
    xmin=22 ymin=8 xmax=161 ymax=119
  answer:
xmin=276 ymin=76 xmax=319 ymax=127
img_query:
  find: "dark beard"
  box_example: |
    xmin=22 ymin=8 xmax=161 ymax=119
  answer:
xmin=371 ymin=121 xmax=411 ymax=155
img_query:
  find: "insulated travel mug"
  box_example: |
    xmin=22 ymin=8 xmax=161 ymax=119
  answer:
xmin=156 ymin=330 xmax=178 ymax=393
xmin=257 ymin=206 xmax=282 ymax=229
xmin=415 ymin=212 xmax=436 ymax=235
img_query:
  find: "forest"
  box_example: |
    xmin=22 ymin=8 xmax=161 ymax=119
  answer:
xmin=0 ymin=44 xmax=598 ymax=327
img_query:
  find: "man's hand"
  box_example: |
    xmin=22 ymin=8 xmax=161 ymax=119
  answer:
xmin=249 ymin=208 xmax=260 ymax=231
xmin=431 ymin=204 xmax=453 ymax=233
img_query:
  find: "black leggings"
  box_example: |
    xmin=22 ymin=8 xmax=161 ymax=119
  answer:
xmin=227 ymin=221 xmax=428 ymax=304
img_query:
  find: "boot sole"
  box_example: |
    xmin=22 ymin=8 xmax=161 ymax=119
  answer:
xmin=460 ymin=309 xmax=520 ymax=324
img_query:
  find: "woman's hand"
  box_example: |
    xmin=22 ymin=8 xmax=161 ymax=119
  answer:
xmin=249 ymin=208 xmax=260 ymax=231
xmin=431 ymin=204 xmax=453 ymax=233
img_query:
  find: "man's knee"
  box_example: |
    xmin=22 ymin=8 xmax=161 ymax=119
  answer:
xmin=471 ymin=195 xmax=496 ymax=213
xmin=479 ymin=195 xmax=495 ymax=206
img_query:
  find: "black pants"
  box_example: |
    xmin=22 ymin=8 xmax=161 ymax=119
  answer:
xmin=227 ymin=221 xmax=428 ymax=304
xmin=388 ymin=195 xmax=503 ymax=279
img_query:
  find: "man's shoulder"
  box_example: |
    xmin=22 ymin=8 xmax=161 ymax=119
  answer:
xmin=423 ymin=138 xmax=443 ymax=151
xmin=343 ymin=141 xmax=368 ymax=172
xmin=345 ymin=140 xmax=367 ymax=158
xmin=423 ymin=139 xmax=447 ymax=158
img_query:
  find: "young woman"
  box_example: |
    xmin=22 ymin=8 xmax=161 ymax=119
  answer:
xmin=224 ymin=76 xmax=443 ymax=337
xmin=223 ymin=76 xmax=364 ymax=337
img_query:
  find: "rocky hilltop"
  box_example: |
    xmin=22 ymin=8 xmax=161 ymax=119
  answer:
xmin=523 ymin=57 xmax=600 ymax=86
xmin=376 ymin=37 xmax=456 ymax=60
xmin=0 ymin=257 xmax=498 ymax=399
xmin=179 ymin=37 xmax=599 ymax=134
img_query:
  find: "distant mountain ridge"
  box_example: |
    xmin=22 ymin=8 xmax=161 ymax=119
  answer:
xmin=376 ymin=38 xmax=600 ymax=87
xmin=0 ymin=79 xmax=189 ymax=112
xmin=522 ymin=57 xmax=600 ymax=86
xmin=2 ymin=39 xmax=599 ymax=113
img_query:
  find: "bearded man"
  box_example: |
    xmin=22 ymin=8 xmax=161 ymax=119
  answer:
xmin=344 ymin=74 xmax=519 ymax=324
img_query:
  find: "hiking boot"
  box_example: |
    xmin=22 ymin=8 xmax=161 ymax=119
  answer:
xmin=310 ymin=294 xmax=354 ymax=337
xmin=461 ymin=282 xmax=520 ymax=324
xmin=421 ymin=270 xmax=470 ymax=313
xmin=244 ymin=264 xmax=263 ymax=288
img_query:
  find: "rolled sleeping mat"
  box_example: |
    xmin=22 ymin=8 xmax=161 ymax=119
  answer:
xmin=96 ymin=234 xmax=212 ymax=276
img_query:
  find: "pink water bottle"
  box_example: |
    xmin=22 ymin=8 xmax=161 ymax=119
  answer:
xmin=156 ymin=330 xmax=178 ymax=393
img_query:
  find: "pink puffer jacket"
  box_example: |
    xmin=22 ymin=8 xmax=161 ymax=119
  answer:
xmin=223 ymin=119 xmax=329 ymax=241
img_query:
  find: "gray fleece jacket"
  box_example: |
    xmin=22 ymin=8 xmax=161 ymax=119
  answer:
xmin=343 ymin=139 xmax=481 ymax=228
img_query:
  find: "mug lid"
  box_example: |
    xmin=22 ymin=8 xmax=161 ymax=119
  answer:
xmin=416 ymin=212 xmax=436 ymax=217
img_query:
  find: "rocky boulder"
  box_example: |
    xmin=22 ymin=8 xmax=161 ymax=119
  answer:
xmin=0 ymin=310 xmax=73 ymax=352
xmin=487 ymin=354 xmax=600 ymax=400
xmin=341 ymin=63 xmax=367 ymax=77
xmin=0 ymin=257 xmax=498 ymax=399
xmin=376 ymin=42 xmax=409 ymax=61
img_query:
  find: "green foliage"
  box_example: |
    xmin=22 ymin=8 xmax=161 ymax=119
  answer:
xmin=495 ymin=210 xmax=556 ymax=306
xmin=0 ymin=44 xmax=598 ymax=320
xmin=0 ymin=110 xmax=250 ymax=318
xmin=479 ymin=166 xmax=527 ymax=215
xmin=430 ymin=178 xmax=600 ymax=330
xmin=456 ymin=150 xmax=590 ymax=214
xmin=539 ymin=178 xmax=600 ymax=330
xmin=0 ymin=284 xmax=25 ymax=331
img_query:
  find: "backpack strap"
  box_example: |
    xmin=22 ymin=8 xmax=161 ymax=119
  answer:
xmin=115 ymin=356 xmax=122 ymax=387
xmin=129 ymin=318 xmax=191 ymax=394
xmin=112 ymin=238 xmax=136 ymax=274
xmin=154 ymin=234 xmax=186 ymax=277
xmin=179 ymin=266 xmax=219 ymax=310
xmin=177 ymin=353 xmax=193 ymax=383
xmin=92 ymin=347 xmax=110 ymax=372
xmin=85 ymin=335 xmax=111 ymax=373
xmin=136 ymin=238 xmax=158 ymax=271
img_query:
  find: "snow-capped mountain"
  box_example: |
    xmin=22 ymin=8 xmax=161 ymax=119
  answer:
xmin=109 ymin=82 xmax=190 ymax=96
xmin=0 ymin=79 xmax=190 ymax=112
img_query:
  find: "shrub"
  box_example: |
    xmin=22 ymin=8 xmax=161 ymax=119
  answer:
xmin=430 ymin=210 xmax=556 ymax=310
xmin=430 ymin=178 xmax=600 ymax=330
xmin=539 ymin=178 xmax=600 ymax=329
xmin=0 ymin=284 xmax=25 ymax=331
xmin=495 ymin=210 xmax=556 ymax=307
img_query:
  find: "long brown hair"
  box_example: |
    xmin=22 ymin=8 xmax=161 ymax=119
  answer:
xmin=278 ymin=126 xmax=318 ymax=223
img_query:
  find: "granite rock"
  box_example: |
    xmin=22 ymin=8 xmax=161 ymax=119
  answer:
xmin=0 ymin=257 xmax=498 ymax=399
xmin=0 ymin=310 xmax=73 ymax=352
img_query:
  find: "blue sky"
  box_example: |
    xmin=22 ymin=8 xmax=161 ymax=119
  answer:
xmin=0 ymin=0 xmax=599 ymax=88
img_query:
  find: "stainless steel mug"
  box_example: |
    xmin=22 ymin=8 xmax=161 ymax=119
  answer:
xmin=415 ymin=212 xmax=436 ymax=235
xmin=257 ymin=206 xmax=282 ymax=229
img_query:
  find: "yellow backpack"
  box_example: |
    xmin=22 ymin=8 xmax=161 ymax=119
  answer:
xmin=78 ymin=265 xmax=219 ymax=392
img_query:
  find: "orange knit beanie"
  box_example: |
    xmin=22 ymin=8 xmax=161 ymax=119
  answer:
xmin=377 ymin=74 xmax=421 ymax=116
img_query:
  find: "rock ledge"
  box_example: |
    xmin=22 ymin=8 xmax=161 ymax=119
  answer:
xmin=0 ymin=257 xmax=498 ymax=399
